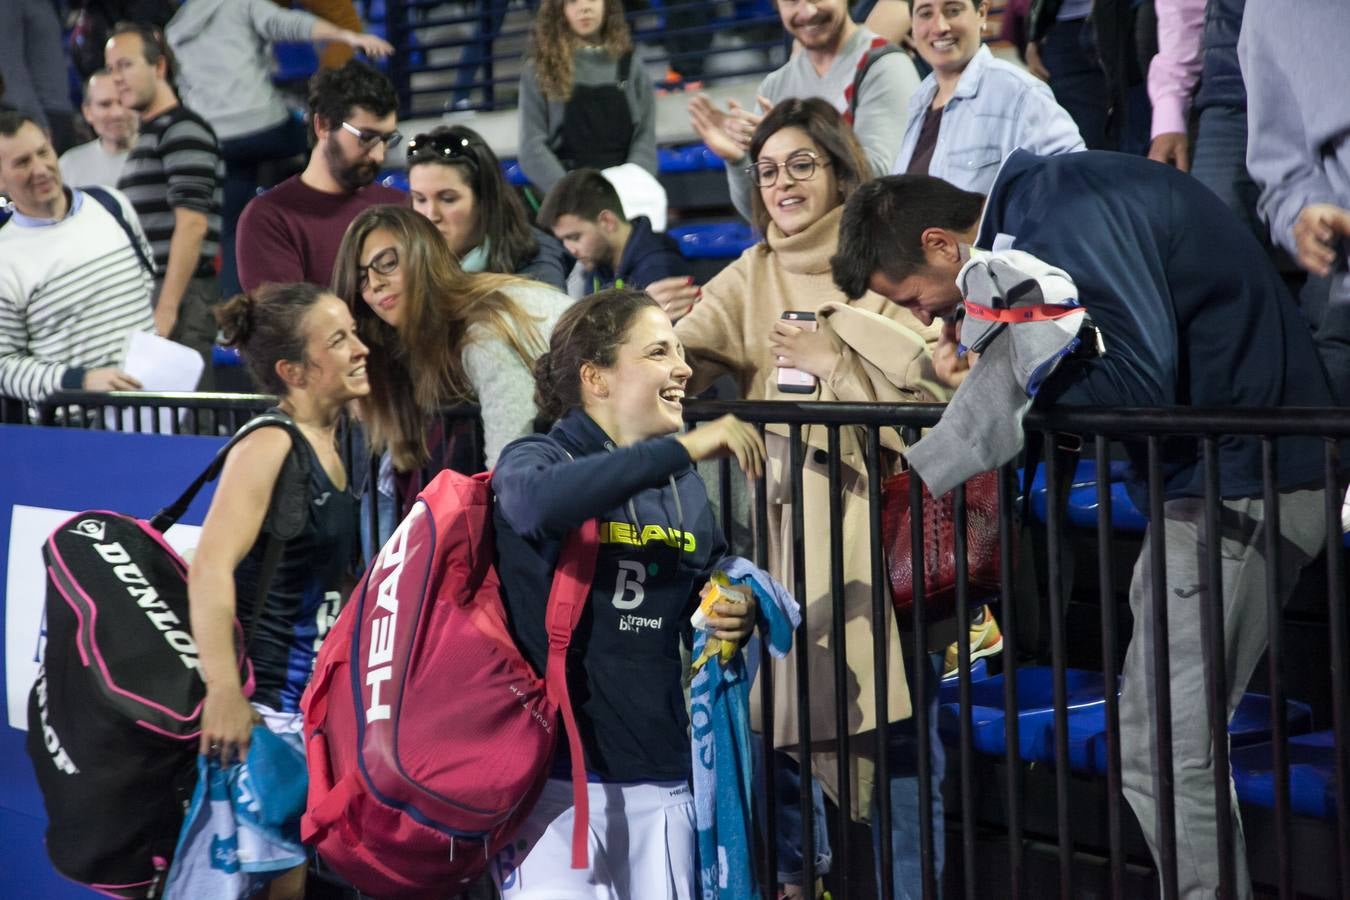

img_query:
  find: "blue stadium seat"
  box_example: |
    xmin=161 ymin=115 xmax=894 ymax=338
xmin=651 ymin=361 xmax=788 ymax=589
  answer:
xmin=502 ymin=160 xmax=530 ymax=187
xmin=668 ymin=222 xmax=758 ymax=259
xmin=658 ymin=145 xmax=704 ymax=174
xmin=273 ymin=41 xmax=320 ymax=85
xmin=379 ymin=170 xmax=409 ymax=192
xmin=936 ymin=667 xmax=1109 ymax=761
xmin=212 ymin=345 xmax=242 ymax=367
xmin=1025 ymin=459 xmax=1148 ymax=532
xmin=1232 ymin=730 xmax=1338 ymax=819
xmin=938 ymin=656 xmax=992 ymax=703
xmin=656 ymin=144 xmax=728 ymax=174
xmin=1060 ymin=692 xmax=1314 ymax=775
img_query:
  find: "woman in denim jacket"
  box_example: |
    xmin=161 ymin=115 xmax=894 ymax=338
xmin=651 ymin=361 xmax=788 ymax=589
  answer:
xmin=893 ymin=0 xmax=1083 ymax=192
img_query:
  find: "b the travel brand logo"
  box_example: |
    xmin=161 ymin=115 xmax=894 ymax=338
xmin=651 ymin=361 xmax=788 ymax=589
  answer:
xmin=618 ymin=613 xmax=662 ymax=633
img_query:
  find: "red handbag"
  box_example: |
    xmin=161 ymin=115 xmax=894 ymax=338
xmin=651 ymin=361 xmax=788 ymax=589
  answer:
xmin=880 ymin=468 xmax=1006 ymax=624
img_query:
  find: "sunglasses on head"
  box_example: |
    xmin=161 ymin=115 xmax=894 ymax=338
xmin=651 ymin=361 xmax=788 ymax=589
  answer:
xmin=406 ymin=132 xmax=478 ymax=168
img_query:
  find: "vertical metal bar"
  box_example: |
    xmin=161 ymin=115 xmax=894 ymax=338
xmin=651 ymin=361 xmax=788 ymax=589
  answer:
xmin=1148 ymin=436 xmax=1180 ymax=900
xmin=906 ymin=426 xmax=936 ymax=899
xmin=826 ymin=426 xmax=851 ymax=896
xmin=1094 ymin=436 xmax=1125 ymax=899
xmin=867 ymin=427 xmax=894 ymax=900
xmin=1043 ymin=434 xmax=1073 ymax=899
xmin=367 ymin=453 xmax=382 ymax=562
xmin=953 ymin=480 xmax=976 ymax=900
xmin=384 ymin=0 xmax=413 ymax=115
xmin=754 ymin=423 xmax=777 ymax=890
xmin=998 ymin=461 xmax=1023 ymax=897
xmin=719 ymin=456 xmax=734 ymax=549
xmin=789 ymin=426 xmax=815 ymax=895
xmin=1199 ymin=437 xmax=1235 ymax=898
xmin=1324 ymin=438 xmax=1350 ymax=894
xmin=1260 ymin=436 xmax=1292 ymax=900
xmin=481 ymin=1 xmax=496 ymax=110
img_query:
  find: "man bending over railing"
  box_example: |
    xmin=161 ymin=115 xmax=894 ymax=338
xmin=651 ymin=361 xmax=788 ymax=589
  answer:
xmin=831 ymin=149 xmax=1336 ymax=900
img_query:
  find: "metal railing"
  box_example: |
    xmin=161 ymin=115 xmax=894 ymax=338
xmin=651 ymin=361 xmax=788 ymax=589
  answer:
xmin=683 ymin=399 xmax=1349 ymax=899
xmin=8 ymin=391 xmax=1347 ymax=898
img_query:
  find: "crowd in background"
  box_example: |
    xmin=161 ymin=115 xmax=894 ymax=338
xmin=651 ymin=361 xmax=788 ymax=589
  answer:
xmin=1 ymin=0 xmax=1348 ymax=898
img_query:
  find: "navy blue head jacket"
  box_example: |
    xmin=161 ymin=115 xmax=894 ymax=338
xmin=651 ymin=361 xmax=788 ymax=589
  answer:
xmin=492 ymin=410 xmax=725 ymax=782
xmin=979 ymin=150 xmax=1332 ymax=499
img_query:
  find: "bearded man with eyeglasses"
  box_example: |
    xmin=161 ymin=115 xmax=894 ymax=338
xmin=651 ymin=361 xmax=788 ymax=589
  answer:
xmin=236 ymin=60 xmax=404 ymax=293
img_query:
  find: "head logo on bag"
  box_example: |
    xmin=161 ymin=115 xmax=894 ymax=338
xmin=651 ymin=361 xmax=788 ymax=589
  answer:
xmin=301 ymin=470 xmax=599 ymax=896
xmin=364 ymin=510 xmax=414 ymax=724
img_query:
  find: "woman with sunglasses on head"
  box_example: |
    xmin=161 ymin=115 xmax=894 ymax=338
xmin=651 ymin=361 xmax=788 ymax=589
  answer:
xmin=675 ymin=97 xmax=950 ymax=899
xmin=406 ymin=125 xmax=570 ymax=291
xmin=333 ymin=205 xmax=571 ymax=479
xmin=490 ymin=288 xmax=765 ymax=899
xmin=517 ymin=0 xmax=657 ymax=194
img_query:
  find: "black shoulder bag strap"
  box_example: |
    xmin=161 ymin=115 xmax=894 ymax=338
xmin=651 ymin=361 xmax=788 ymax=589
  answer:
xmin=149 ymin=411 xmax=312 ymax=648
xmin=848 ymin=42 xmax=903 ymax=121
xmin=617 ymin=50 xmax=633 ymax=86
xmin=83 ymin=186 xmax=156 ymax=277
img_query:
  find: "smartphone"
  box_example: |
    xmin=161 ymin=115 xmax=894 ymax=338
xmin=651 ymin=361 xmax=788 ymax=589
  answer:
xmin=776 ymin=311 xmax=818 ymax=394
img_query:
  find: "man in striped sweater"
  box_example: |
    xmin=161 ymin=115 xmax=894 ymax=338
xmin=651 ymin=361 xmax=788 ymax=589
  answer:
xmin=0 ymin=112 xmax=153 ymax=403
xmin=107 ymin=22 xmax=221 ymax=367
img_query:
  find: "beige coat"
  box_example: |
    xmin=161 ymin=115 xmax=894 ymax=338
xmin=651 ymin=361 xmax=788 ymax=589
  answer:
xmin=676 ymin=207 xmax=951 ymax=818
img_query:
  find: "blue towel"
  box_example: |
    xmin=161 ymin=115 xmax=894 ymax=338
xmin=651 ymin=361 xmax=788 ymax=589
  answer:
xmin=693 ymin=556 xmax=800 ymax=899
xmin=164 ymin=726 xmax=308 ymax=899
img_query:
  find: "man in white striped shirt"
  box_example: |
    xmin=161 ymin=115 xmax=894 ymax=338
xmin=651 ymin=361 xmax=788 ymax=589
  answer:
xmin=0 ymin=112 xmax=154 ymax=403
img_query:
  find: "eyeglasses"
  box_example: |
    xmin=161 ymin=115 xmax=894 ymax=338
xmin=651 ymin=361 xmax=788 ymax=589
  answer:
xmin=357 ymin=247 xmax=399 ymax=291
xmin=747 ymin=152 xmax=831 ymax=189
xmin=406 ymin=132 xmax=478 ymax=168
xmin=341 ymin=121 xmax=403 ymax=151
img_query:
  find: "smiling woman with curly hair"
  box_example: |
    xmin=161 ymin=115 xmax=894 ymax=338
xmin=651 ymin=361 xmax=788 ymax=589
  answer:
xmin=516 ymin=0 xmax=657 ymax=194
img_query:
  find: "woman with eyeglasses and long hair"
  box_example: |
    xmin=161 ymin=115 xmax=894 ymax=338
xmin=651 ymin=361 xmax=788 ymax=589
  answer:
xmin=333 ymin=205 xmax=571 ymax=477
xmin=675 ymin=97 xmax=950 ymax=899
xmin=406 ymin=125 xmax=570 ymax=291
xmin=516 ymin=0 xmax=657 ymax=194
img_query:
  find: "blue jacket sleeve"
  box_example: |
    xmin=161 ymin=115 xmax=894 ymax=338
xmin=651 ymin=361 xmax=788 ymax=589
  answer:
xmin=493 ymin=434 xmax=694 ymax=538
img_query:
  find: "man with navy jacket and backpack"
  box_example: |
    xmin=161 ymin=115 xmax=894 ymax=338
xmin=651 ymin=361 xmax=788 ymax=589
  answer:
xmin=0 ymin=111 xmax=154 ymax=404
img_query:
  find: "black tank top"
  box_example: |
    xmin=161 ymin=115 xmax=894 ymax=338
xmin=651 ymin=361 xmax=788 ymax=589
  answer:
xmin=556 ymin=51 xmax=635 ymax=172
xmin=233 ymin=423 xmax=362 ymax=713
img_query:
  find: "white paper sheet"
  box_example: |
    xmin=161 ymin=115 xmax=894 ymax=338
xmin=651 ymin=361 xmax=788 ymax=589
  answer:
xmin=104 ymin=332 xmax=206 ymax=432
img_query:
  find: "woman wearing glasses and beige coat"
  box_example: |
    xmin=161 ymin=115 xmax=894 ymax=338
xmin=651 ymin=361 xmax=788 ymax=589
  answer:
xmin=674 ymin=97 xmax=950 ymax=896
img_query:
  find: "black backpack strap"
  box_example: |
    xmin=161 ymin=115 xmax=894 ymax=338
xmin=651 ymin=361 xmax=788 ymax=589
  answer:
xmin=617 ymin=50 xmax=633 ymax=85
xmin=149 ymin=411 xmax=310 ymax=532
xmin=848 ymin=41 xmax=903 ymax=120
xmin=84 ymin=186 xmax=156 ymax=277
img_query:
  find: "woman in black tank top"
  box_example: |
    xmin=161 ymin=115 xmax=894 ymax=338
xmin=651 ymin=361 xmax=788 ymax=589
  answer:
xmin=187 ymin=283 xmax=369 ymax=765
